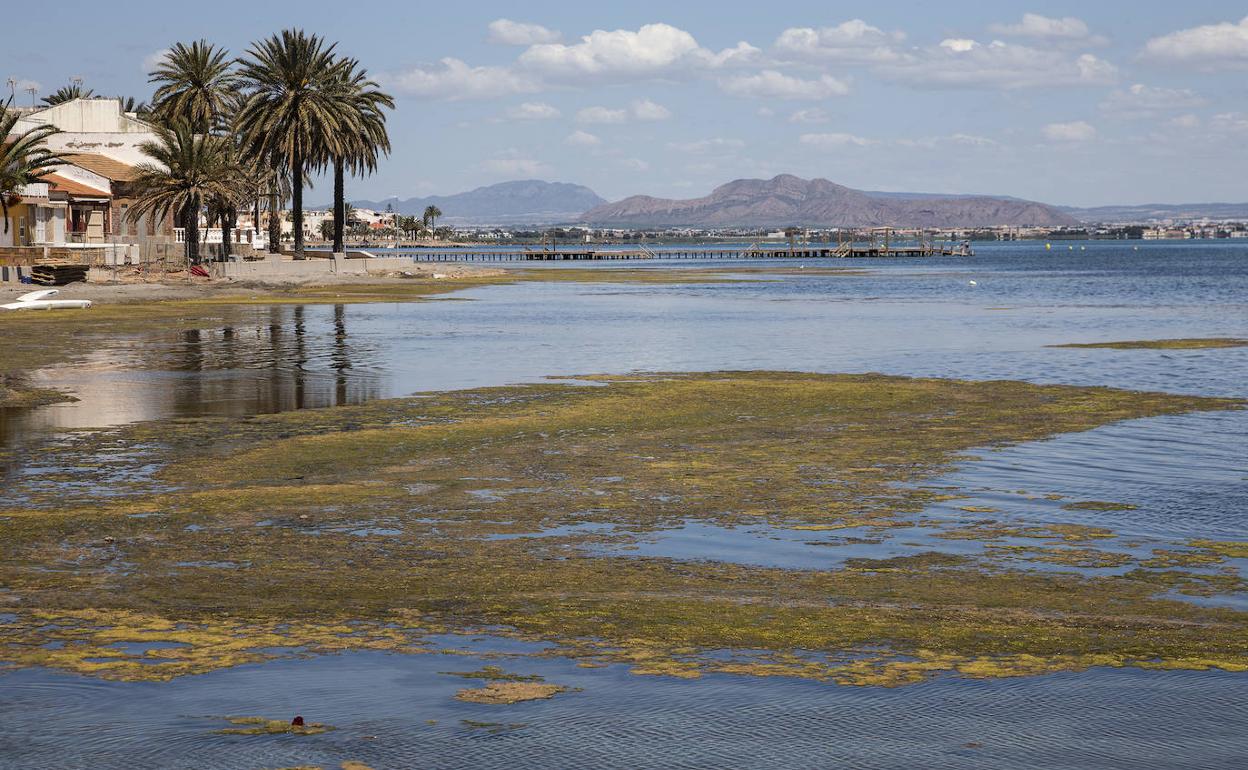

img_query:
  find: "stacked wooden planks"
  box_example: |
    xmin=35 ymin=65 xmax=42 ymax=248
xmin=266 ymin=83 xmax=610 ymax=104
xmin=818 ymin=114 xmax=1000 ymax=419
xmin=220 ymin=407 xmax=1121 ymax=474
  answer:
xmin=30 ymin=263 xmax=90 ymax=286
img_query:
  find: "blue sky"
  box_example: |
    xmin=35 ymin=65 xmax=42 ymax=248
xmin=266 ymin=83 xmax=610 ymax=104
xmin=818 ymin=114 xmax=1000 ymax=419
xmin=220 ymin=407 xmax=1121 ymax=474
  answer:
xmin=6 ymin=1 xmax=1248 ymax=206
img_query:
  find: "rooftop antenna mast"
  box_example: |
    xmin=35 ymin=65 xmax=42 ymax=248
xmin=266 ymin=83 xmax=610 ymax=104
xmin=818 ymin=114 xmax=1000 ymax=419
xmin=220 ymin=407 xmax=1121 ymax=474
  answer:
xmin=6 ymin=78 xmax=16 ymax=101
xmin=25 ymin=85 xmax=37 ymax=106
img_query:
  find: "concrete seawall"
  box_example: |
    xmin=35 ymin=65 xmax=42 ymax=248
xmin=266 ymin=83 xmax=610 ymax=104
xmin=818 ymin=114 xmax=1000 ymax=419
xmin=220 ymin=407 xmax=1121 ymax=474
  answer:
xmin=207 ymin=253 xmax=417 ymax=280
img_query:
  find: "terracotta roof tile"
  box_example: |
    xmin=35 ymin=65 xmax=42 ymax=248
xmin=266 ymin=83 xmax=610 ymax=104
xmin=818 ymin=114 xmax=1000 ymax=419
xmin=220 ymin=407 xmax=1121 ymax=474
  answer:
xmin=44 ymin=173 xmax=112 ymax=199
xmin=61 ymin=153 xmax=142 ymax=182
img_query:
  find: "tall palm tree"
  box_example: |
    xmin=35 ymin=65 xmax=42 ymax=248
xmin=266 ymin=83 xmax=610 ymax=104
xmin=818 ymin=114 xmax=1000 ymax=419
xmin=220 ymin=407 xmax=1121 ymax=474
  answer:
xmin=148 ymin=41 xmax=239 ymax=132
xmin=128 ymin=121 xmax=234 ymax=265
xmin=0 ymin=98 xmax=62 ymax=236
xmin=321 ymin=59 xmax=393 ymax=254
xmin=423 ymin=205 xmax=442 ymax=233
xmin=205 ymin=142 xmax=251 ymax=260
xmin=235 ymin=30 xmax=359 ymax=259
xmin=41 ymin=84 xmax=93 ymax=105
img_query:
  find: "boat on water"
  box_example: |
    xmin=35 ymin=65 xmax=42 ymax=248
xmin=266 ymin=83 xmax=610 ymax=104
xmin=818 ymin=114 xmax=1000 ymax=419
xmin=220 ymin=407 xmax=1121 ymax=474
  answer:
xmin=1 ymin=289 xmax=93 ymax=311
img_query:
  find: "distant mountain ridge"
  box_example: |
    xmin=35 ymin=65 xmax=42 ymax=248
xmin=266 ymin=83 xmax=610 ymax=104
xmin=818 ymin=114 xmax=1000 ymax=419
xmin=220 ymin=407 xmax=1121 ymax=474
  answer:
xmin=581 ymin=175 xmax=1076 ymax=228
xmin=1061 ymin=202 xmax=1248 ymax=223
xmin=348 ymin=180 xmax=606 ymax=225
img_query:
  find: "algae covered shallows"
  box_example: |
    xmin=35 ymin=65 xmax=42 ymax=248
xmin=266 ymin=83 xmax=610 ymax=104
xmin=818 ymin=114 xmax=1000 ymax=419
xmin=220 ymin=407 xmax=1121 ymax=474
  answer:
xmin=0 ymin=371 xmax=1244 ymax=687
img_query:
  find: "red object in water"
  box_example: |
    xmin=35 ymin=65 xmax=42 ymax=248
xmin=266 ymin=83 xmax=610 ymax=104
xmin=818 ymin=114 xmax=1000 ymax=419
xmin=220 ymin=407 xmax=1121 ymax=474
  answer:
xmin=291 ymin=715 xmax=305 ymax=726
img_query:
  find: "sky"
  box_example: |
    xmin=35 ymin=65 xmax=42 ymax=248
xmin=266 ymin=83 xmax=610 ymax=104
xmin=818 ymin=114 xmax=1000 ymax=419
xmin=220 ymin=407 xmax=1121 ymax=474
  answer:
xmin=5 ymin=1 xmax=1248 ymax=207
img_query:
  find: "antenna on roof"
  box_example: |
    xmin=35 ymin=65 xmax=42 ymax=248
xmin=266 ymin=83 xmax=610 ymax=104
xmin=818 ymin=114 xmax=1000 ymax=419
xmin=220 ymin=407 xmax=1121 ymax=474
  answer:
xmin=6 ymin=78 xmax=16 ymax=101
xmin=25 ymin=85 xmax=37 ymax=107
xmin=71 ymin=76 xmax=84 ymax=87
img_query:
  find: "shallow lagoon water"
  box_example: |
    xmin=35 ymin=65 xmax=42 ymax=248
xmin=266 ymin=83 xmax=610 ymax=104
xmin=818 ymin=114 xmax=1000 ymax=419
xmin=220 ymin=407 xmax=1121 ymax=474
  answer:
xmin=2 ymin=242 xmax=1247 ymax=767
xmin=2 ymin=653 xmax=1246 ymax=770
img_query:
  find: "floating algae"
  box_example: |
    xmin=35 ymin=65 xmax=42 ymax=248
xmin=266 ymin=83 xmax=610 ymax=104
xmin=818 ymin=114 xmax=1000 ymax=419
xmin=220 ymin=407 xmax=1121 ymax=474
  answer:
xmin=455 ymin=682 xmax=568 ymax=704
xmin=1 ymin=372 xmax=1245 ymax=687
xmin=1051 ymin=338 xmax=1248 ymax=350
xmin=214 ymin=716 xmax=334 ymax=736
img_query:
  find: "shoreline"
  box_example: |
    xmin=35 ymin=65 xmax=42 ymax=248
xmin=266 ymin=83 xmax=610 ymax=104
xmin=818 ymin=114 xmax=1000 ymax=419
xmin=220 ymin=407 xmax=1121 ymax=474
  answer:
xmin=0 ymin=262 xmax=509 ymax=306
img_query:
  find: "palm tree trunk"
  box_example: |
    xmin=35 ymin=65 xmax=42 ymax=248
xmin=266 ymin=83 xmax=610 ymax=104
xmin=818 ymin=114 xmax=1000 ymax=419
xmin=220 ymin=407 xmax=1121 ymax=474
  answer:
xmin=292 ymin=144 xmax=305 ymax=259
xmin=185 ymin=202 xmax=201 ymax=265
xmin=333 ymin=158 xmax=345 ymax=254
xmin=222 ymin=207 xmax=234 ymax=260
xmin=267 ymin=187 xmax=281 ymax=255
xmin=267 ymin=155 xmax=281 ymax=255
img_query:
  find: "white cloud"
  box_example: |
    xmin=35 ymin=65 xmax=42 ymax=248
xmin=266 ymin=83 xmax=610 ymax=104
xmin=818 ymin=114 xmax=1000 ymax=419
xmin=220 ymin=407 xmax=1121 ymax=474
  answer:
xmin=940 ymin=38 xmax=978 ymax=53
xmin=756 ymin=107 xmax=775 ymax=118
xmin=518 ymin=23 xmax=759 ymax=83
xmin=565 ymin=130 xmax=602 ymax=147
xmin=774 ymin=20 xmax=904 ymax=63
xmin=789 ymin=107 xmax=831 ymax=124
xmin=505 ymin=101 xmax=561 ymax=120
xmin=667 ymin=138 xmax=745 ymax=153
xmin=989 ymin=14 xmax=1091 ymax=40
xmin=1168 ymin=114 xmax=1201 ymax=129
xmin=947 ymin=133 xmax=998 ymax=147
xmin=576 ymin=106 xmax=628 ymax=124
xmin=576 ymin=100 xmax=672 ymax=124
xmin=1209 ymin=112 xmax=1248 ymax=133
xmin=620 ymin=158 xmax=651 ymax=171
xmin=719 ymin=70 xmax=850 ymax=100
xmin=631 ymin=98 xmax=672 ymax=121
xmin=488 ymin=19 xmax=561 ymax=46
xmin=879 ymin=41 xmax=1117 ymax=89
xmin=143 ymin=48 xmax=171 ymax=72
xmin=896 ymin=133 xmax=998 ymax=149
xmin=481 ymin=155 xmax=552 ymax=177
xmin=1042 ymin=121 xmax=1097 ymax=142
xmin=800 ymin=132 xmax=877 ymax=149
xmin=1099 ymin=84 xmax=1207 ymax=118
xmin=386 ymin=58 xmax=540 ymax=100
xmin=1143 ymin=17 xmax=1248 ymax=70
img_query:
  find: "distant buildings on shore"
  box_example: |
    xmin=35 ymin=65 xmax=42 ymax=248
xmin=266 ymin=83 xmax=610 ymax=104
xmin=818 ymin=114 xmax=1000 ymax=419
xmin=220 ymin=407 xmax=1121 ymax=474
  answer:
xmin=428 ymin=223 xmax=1248 ymax=244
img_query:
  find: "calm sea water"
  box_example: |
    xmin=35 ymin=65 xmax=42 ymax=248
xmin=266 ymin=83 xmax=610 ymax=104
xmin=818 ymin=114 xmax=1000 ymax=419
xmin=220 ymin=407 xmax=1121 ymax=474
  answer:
xmin=1 ymin=241 xmax=1246 ymax=768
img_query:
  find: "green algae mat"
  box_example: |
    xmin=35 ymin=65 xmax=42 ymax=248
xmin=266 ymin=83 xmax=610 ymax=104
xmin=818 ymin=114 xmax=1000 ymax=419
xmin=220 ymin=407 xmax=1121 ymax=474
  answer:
xmin=1 ymin=372 xmax=1245 ymax=686
xmin=1051 ymin=338 xmax=1248 ymax=350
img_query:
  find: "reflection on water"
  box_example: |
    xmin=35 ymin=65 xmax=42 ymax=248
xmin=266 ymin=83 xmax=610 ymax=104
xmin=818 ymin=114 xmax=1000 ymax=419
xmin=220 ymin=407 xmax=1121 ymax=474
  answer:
xmin=3 ymin=243 xmax=1247 ymax=451
xmin=0 ymin=304 xmax=384 ymax=448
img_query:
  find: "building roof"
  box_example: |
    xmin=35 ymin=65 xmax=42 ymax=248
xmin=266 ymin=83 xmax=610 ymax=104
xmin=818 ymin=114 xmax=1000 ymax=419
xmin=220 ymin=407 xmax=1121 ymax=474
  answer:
xmin=44 ymin=173 xmax=112 ymax=199
xmin=62 ymin=153 xmax=142 ymax=182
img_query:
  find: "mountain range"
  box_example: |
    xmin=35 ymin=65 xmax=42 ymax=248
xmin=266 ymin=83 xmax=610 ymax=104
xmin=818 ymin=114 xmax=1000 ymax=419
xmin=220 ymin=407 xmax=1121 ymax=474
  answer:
xmin=581 ymin=175 xmax=1075 ymax=228
xmin=343 ymin=176 xmax=1248 ymax=227
xmin=1059 ymin=202 xmax=1248 ymax=223
xmin=346 ymin=180 xmax=605 ymax=225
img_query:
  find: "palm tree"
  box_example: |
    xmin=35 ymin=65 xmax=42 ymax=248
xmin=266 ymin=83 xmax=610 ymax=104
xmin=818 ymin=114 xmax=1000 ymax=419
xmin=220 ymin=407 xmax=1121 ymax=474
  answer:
xmin=114 ymin=96 xmax=151 ymax=118
xmin=149 ymin=41 xmax=239 ymax=132
xmin=41 ymin=83 xmax=93 ymax=105
xmin=321 ymin=59 xmax=393 ymax=254
xmin=127 ymin=121 xmax=234 ymax=265
xmin=205 ymin=145 xmax=251 ymax=260
xmin=423 ymin=205 xmax=442 ymax=233
xmin=235 ymin=30 xmax=359 ymax=259
xmin=0 ymin=98 xmax=62 ymax=236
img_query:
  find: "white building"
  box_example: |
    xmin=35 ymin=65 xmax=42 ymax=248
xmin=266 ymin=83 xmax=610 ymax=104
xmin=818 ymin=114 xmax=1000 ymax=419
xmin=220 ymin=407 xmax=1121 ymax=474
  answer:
xmin=12 ymin=97 xmax=157 ymax=167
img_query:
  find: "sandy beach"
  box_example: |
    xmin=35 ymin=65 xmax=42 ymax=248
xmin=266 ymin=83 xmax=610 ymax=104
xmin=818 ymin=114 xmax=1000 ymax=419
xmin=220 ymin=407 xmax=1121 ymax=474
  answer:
xmin=0 ymin=262 xmax=507 ymax=305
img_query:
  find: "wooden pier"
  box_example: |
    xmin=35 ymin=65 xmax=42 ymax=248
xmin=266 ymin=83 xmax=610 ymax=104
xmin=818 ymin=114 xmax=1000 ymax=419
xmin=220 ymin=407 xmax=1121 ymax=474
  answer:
xmin=395 ymin=242 xmax=973 ymax=262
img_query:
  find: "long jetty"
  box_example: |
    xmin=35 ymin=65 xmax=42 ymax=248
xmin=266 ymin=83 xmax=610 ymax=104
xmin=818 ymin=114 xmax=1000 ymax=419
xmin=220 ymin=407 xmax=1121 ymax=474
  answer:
xmin=388 ymin=242 xmax=973 ymax=262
